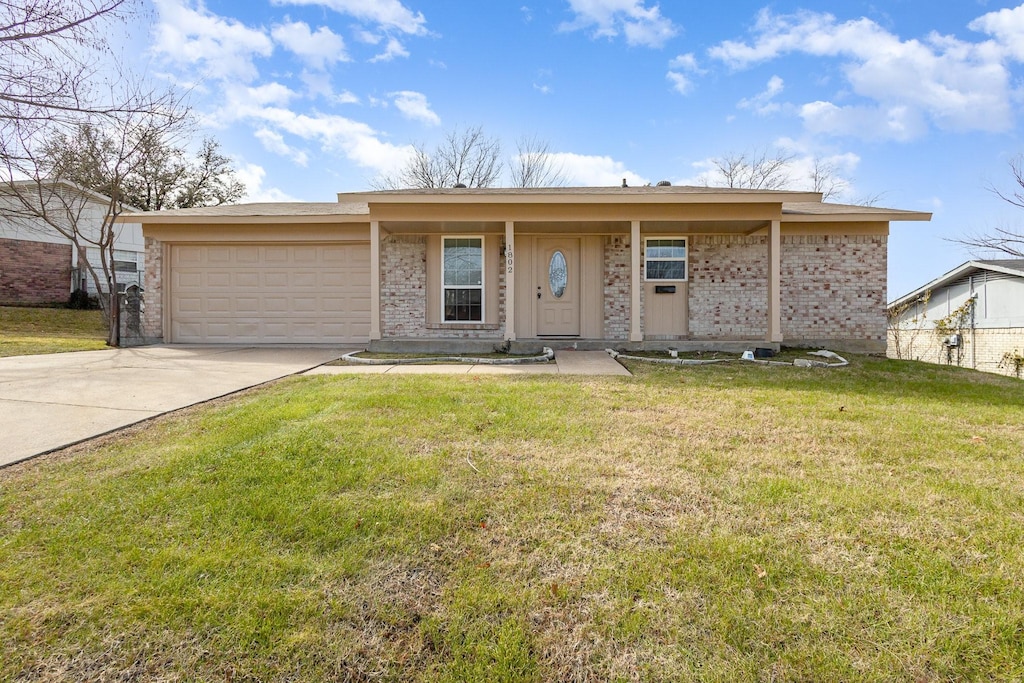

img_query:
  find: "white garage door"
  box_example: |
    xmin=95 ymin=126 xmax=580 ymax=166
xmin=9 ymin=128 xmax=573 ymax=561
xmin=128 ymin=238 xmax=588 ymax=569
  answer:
xmin=170 ymin=243 xmax=370 ymax=344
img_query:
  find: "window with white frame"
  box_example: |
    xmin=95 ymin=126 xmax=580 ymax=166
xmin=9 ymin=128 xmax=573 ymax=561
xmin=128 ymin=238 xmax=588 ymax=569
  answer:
xmin=443 ymin=237 xmax=483 ymax=321
xmin=644 ymin=238 xmax=687 ymax=281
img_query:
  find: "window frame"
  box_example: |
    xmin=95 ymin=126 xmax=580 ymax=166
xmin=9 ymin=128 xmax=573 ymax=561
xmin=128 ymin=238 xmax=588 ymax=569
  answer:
xmin=441 ymin=235 xmax=485 ymax=323
xmin=643 ymin=237 xmax=688 ymax=282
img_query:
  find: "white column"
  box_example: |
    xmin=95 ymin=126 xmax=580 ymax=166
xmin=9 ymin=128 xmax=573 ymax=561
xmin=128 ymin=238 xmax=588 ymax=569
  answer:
xmin=768 ymin=219 xmax=782 ymax=343
xmin=630 ymin=220 xmax=642 ymax=342
xmin=370 ymin=220 xmax=381 ymax=341
xmin=504 ymin=221 xmax=516 ymax=341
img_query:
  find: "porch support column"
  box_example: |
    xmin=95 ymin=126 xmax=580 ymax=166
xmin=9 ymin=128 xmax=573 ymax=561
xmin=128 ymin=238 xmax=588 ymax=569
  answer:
xmin=370 ymin=219 xmax=381 ymax=341
xmin=504 ymin=221 xmax=516 ymax=341
xmin=768 ymin=219 xmax=782 ymax=343
xmin=630 ymin=220 xmax=642 ymax=342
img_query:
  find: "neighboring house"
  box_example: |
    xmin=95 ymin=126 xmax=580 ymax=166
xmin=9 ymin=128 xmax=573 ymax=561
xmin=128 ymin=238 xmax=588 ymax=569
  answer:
xmin=0 ymin=181 xmax=144 ymax=305
xmin=128 ymin=185 xmax=930 ymax=352
xmin=888 ymin=260 xmax=1024 ymax=377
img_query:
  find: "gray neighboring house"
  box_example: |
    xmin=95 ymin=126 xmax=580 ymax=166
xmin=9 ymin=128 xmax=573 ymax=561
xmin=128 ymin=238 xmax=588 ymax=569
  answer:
xmin=0 ymin=181 xmax=144 ymax=305
xmin=887 ymin=260 xmax=1024 ymax=377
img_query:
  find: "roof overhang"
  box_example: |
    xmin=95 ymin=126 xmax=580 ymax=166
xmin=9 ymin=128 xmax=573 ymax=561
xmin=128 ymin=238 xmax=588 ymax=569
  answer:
xmin=888 ymin=260 xmax=1024 ymax=307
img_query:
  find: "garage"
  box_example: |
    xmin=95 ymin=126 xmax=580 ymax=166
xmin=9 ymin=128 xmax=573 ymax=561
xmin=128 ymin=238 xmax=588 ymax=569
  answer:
xmin=169 ymin=242 xmax=370 ymax=344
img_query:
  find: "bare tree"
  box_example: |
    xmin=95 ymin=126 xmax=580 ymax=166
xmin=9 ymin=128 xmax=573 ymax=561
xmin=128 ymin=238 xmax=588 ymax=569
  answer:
xmin=808 ymin=156 xmax=849 ymax=201
xmin=2 ymin=109 xmax=188 ymax=346
xmin=955 ymin=155 xmax=1024 ymax=257
xmin=374 ymin=126 xmax=502 ymax=189
xmin=510 ymin=135 xmax=568 ymax=188
xmin=707 ymin=148 xmax=794 ymax=190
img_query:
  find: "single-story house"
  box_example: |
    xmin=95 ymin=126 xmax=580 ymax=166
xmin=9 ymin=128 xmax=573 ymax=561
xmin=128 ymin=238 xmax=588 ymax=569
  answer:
xmin=127 ymin=185 xmax=930 ymax=353
xmin=888 ymin=259 xmax=1024 ymax=377
xmin=0 ymin=181 xmax=144 ymax=305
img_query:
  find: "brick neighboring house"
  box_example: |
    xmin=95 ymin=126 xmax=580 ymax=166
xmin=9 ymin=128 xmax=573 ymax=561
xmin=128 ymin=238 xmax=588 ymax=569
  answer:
xmin=127 ymin=186 xmax=930 ymax=352
xmin=0 ymin=181 xmax=145 ymax=306
xmin=888 ymin=260 xmax=1024 ymax=378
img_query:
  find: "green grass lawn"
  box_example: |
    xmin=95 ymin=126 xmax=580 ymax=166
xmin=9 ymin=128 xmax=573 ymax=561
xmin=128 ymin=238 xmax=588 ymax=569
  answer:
xmin=1 ymin=357 xmax=1022 ymax=681
xmin=0 ymin=306 xmax=108 ymax=357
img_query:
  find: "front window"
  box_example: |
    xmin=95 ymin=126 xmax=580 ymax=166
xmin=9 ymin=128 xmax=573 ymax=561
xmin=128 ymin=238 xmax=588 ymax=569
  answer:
xmin=443 ymin=237 xmax=483 ymax=321
xmin=644 ymin=238 xmax=687 ymax=281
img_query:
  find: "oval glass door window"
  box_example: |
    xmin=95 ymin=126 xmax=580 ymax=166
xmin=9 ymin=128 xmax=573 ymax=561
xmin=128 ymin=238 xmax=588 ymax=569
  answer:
xmin=549 ymin=250 xmax=567 ymax=298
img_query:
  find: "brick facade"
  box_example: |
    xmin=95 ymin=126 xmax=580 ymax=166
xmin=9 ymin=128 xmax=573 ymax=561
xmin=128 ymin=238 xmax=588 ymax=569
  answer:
xmin=687 ymin=235 xmax=768 ymax=338
xmin=142 ymin=237 xmax=163 ymax=342
xmin=603 ymin=237 xmax=631 ymax=340
xmin=781 ymin=234 xmax=887 ymax=346
xmin=0 ymin=237 xmax=71 ymax=305
xmin=888 ymin=327 xmax=1024 ymax=379
xmin=380 ymin=235 xmax=505 ymax=339
xmin=381 ymin=235 xmax=427 ymax=337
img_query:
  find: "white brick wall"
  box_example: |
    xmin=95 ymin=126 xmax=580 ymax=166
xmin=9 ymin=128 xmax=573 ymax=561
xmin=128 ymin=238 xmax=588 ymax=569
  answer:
xmin=603 ymin=237 xmax=631 ymax=340
xmin=781 ymin=234 xmax=887 ymax=343
xmin=888 ymin=326 xmax=1024 ymax=378
xmin=688 ymin=235 xmax=768 ymax=338
xmin=143 ymin=236 xmax=163 ymax=342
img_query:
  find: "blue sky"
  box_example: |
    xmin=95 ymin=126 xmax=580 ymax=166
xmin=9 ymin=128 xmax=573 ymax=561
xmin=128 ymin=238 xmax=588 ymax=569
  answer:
xmin=137 ymin=0 xmax=1024 ymax=300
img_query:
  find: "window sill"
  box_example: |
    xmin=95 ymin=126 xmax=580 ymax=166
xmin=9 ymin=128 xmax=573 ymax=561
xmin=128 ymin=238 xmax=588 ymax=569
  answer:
xmin=427 ymin=322 xmax=500 ymax=331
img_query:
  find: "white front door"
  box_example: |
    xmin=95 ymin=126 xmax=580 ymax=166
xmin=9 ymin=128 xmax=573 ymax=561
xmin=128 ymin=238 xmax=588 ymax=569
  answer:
xmin=536 ymin=237 xmax=580 ymax=336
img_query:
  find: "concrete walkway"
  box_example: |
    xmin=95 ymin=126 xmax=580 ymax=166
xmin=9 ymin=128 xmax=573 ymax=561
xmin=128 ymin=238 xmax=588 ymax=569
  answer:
xmin=1 ymin=348 xmax=629 ymax=469
xmin=304 ymin=350 xmax=632 ymax=377
xmin=0 ymin=346 xmax=346 ymax=468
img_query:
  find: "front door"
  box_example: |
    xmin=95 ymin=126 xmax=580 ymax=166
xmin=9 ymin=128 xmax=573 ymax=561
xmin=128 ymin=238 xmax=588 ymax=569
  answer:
xmin=536 ymin=237 xmax=580 ymax=336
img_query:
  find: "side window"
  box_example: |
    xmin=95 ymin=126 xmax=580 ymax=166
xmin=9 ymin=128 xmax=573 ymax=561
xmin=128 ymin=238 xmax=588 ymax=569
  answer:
xmin=644 ymin=238 xmax=687 ymax=281
xmin=442 ymin=237 xmax=483 ymax=321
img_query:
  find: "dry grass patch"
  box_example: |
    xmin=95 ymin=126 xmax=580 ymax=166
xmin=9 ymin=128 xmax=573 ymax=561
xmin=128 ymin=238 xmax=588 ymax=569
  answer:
xmin=1 ymin=357 xmax=1023 ymax=681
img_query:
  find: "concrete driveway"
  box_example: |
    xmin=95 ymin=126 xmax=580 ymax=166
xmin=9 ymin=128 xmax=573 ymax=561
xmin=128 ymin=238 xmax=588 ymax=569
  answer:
xmin=0 ymin=346 xmax=345 ymax=468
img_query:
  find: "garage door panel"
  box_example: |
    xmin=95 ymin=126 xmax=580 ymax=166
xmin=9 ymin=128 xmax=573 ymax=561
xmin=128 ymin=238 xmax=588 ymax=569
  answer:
xmin=170 ymin=243 xmax=370 ymax=344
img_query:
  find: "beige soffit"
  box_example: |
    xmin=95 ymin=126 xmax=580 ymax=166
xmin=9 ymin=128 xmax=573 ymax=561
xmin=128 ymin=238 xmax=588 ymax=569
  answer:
xmin=782 ymin=201 xmax=932 ymax=223
xmin=340 ymin=185 xmax=825 ymax=205
xmin=120 ymin=202 xmax=370 ymax=224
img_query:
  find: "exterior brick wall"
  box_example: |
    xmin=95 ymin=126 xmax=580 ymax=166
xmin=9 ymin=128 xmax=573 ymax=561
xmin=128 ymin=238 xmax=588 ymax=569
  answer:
xmin=888 ymin=326 xmax=1024 ymax=378
xmin=142 ymin=237 xmax=163 ymax=342
xmin=687 ymin=235 xmax=768 ymax=338
xmin=781 ymin=234 xmax=887 ymax=345
xmin=603 ymin=236 xmax=631 ymax=339
xmin=380 ymin=235 xmax=505 ymax=339
xmin=381 ymin=235 xmax=427 ymax=337
xmin=0 ymin=237 xmax=71 ymax=305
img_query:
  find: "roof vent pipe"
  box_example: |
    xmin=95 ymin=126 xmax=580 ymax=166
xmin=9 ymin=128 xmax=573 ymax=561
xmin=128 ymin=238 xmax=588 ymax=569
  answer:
xmin=621 ymin=178 xmax=628 ymax=188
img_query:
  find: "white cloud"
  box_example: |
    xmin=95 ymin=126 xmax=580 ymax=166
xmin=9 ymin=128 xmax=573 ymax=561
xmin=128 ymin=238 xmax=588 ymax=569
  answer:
xmin=969 ymin=4 xmax=1024 ymax=61
xmin=235 ymin=163 xmax=304 ymax=202
xmin=273 ymin=0 xmax=428 ymax=35
xmin=254 ymin=128 xmax=309 ymax=166
xmin=151 ymin=0 xmax=273 ymax=82
xmin=390 ymin=91 xmax=440 ymax=125
xmin=668 ymin=53 xmax=700 ymax=71
xmin=337 ymin=90 xmax=360 ymax=104
xmin=370 ymin=37 xmax=410 ymax=62
xmin=666 ymin=71 xmax=692 ymax=95
xmin=560 ymin=0 xmax=678 ymax=48
xmin=708 ymin=8 xmax=1016 ymax=138
xmin=738 ymin=75 xmax=785 ymax=115
xmin=534 ymin=83 xmax=553 ymax=94
xmin=249 ymin=107 xmax=414 ymax=174
xmin=544 ymin=152 xmax=648 ymax=186
xmin=271 ymin=21 xmax=348 ymax=69
xmin=666 ymin=52 xmax=703 ymax=95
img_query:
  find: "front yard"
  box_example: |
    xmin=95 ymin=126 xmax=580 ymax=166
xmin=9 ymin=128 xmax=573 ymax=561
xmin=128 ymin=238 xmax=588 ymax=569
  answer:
xmin=1 ymin=357 xmax=1022 ymax=681
xmin=0 ymin=306 xmax=107 ymax=356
